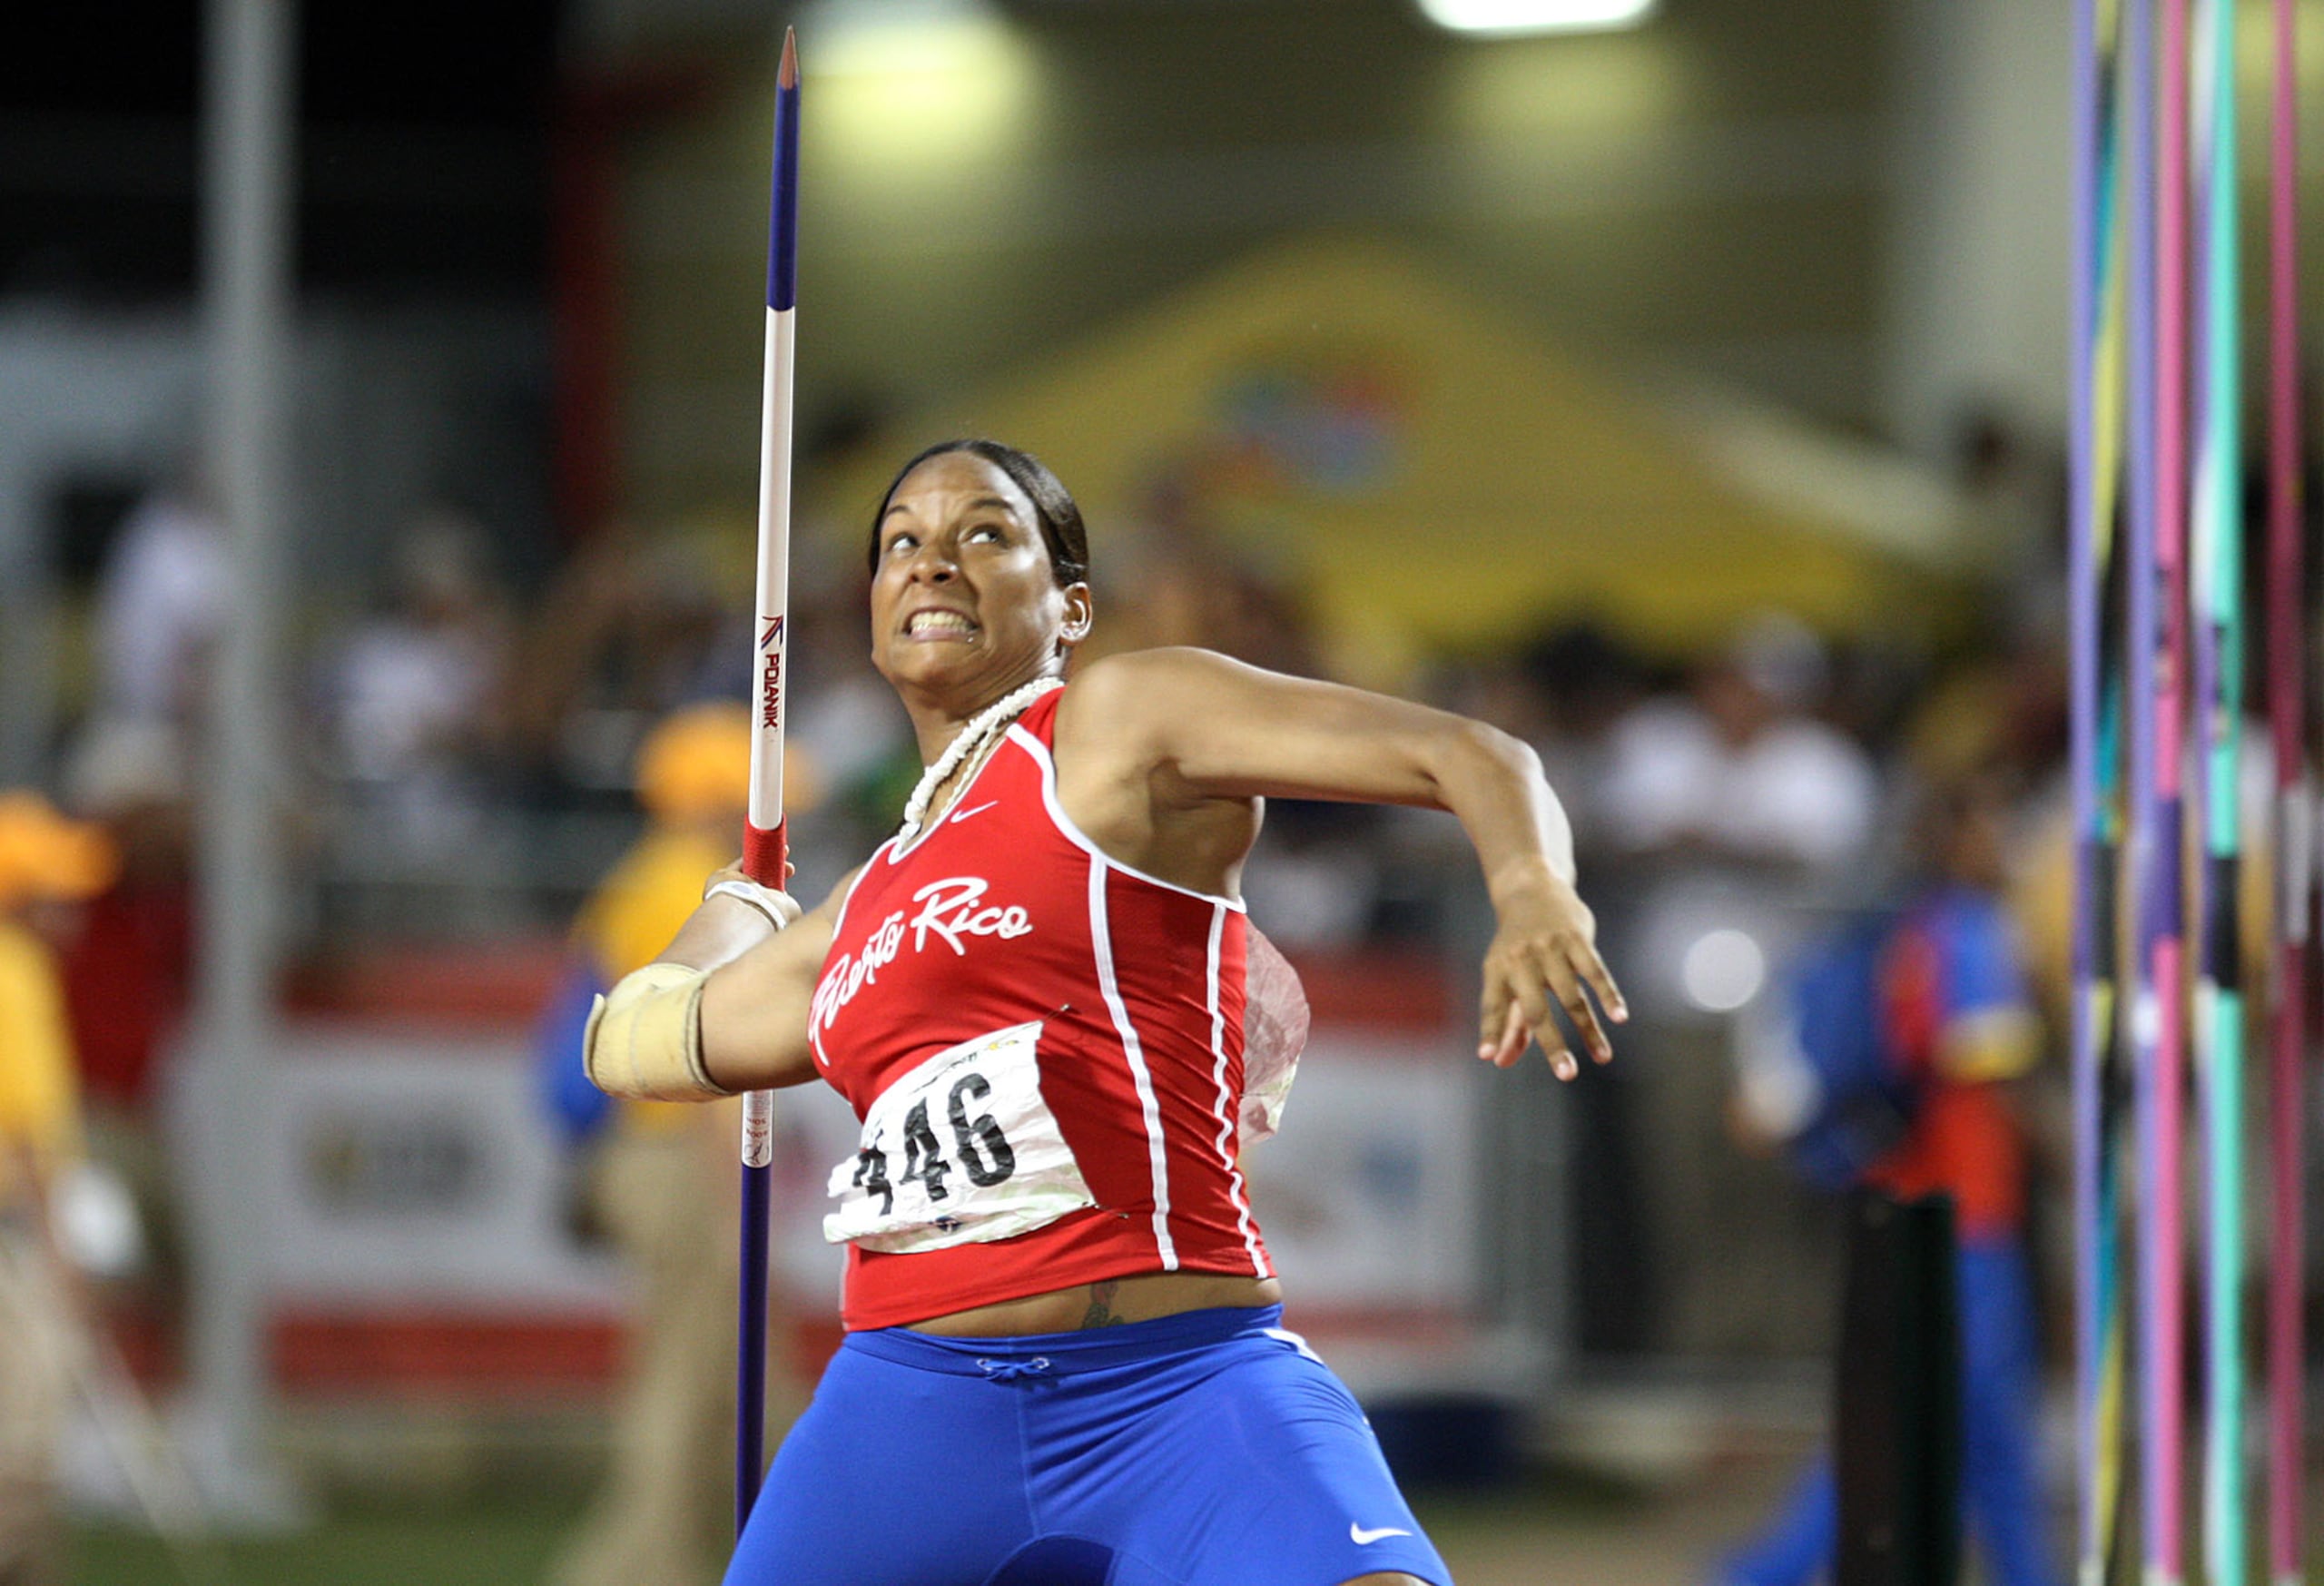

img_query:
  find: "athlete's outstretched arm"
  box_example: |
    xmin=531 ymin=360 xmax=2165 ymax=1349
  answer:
xmin=1059 ymin=646 xmax=1624 ymax=1077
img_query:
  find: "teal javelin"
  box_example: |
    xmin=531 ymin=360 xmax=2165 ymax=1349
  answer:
xmin=2191 ymin=0 xmax=2245 ymax=1581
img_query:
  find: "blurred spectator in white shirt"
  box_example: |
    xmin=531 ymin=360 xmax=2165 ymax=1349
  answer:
xmin=90 ymin=488 xmax=229 ymax=730
xmin=1600 ymin=614 xmax=1877 ymax=874
xmin=326 ymin=509 xmax=510 ymax=852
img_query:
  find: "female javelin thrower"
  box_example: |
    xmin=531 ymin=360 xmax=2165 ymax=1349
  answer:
xmin=586 ymin=438 xmax=1625 ymax=1586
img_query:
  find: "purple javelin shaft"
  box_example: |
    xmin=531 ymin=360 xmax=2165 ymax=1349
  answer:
xmin=2121 ymin=0 xmax=2165 ymax=1571
xmin=2067 ymin=0 xmax=2105 ymax=1571
xmin=765 ymin=33 xmax=799 ymax=314
xmin=2148 ymin=0 xmax=2191 ymax=1576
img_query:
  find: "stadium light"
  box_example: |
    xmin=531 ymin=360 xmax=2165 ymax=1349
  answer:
xmin=795 ymin=0 xmax=1036 ymax=174
xmin=1680 ymin=928 xmax=1766 ymax=1014
xmin=1413 ymin=0 xmax=1658 ymax=37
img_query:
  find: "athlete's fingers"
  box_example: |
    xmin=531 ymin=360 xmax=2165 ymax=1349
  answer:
xmin=1537 ymin=943 xmax=1610 ymax=1065
xmin=1511 ymin=970 xmax=1557 ymax=1048
xmin=1478 ymin=965 xmax=1512 ymax=1059
xmin=717 ymin=855 xmax=800 ymax=888
xmin=1507 ymin=971 xmax=1574 ymax=1079
xmin=1489 ymin=999 xmax=1530 ymax=1069
xmin=1481 ymin=960 xmax=1535 ymax=1065
xmin=1570 ymin=941 xmax=1629 ymax=1028
xmin=1534 ymin=1018 xmax=1578 ymax=1081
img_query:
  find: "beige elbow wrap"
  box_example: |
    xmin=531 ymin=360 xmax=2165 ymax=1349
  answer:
xmin=582 ymin=962 xmax=731 ymax=1101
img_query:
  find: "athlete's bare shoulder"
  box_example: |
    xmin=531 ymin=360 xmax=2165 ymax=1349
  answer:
xmin=1054 ymin=646 xmax=1250 ymax=787
xmin=1064 ymin=645 xmax=1245 ymax=711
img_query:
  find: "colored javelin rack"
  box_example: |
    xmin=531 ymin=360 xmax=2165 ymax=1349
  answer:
xmin=736 ymin=25 xmax=801 ymax=1540
xmin=2189 ymin=0 xmax=2242 ymax=1581
xmin=2079 ymin=7 xmax=2309 ymax=1581
xmin=2264 ymin=2 xmax=2306 ymax=1581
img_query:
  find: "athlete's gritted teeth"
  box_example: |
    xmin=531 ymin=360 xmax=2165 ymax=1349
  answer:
xmin=904 ymin=607 xmax=980 ymax=641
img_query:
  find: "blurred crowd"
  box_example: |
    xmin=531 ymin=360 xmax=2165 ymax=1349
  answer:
xmin=19 ymin=408 xmax=2081 ymax=961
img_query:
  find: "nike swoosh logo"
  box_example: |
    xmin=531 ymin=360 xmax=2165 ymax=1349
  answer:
xmin=1351 ymin=1524 xmax=1413 ymax=1545
xmin=949 ymin=801 xmax=1000 ymax=823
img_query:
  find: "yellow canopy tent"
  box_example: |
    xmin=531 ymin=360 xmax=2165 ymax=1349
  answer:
xmin=827 ymin=238 xmax=1963 ymax=671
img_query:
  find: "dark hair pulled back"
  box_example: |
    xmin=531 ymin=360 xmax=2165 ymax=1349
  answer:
xmin=868 ymin=438 xmax=1089 ymax=587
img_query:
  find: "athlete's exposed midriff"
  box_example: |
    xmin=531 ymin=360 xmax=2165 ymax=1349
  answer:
xmin=903 ymin=1269 xmax=1283 ymax=1335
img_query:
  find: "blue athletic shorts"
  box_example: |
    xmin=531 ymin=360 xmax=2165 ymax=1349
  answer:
xmin=725 ymin=1304 xmax=1452 ymax=1586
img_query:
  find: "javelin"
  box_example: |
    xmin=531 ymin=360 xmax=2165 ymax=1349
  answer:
xmin=2144 ymin=0 xmax=2193 ymax=1576
xmin=735 ymin=23 xmax=799 ymax=1539
xmin=2190 ymin=0 xmax=2245 ymax=1578
xmin=2265 ymin=0 xmax=2305 ymax=1576
xmin=2066 ymin=0 xmax=2131 ymax=1572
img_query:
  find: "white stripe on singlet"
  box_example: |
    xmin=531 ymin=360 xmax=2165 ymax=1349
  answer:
xmin=1206 ymin=902 xmax=1269 ymax=1277
xmin=1087 ymin=854 xmax=1178 ymax=1269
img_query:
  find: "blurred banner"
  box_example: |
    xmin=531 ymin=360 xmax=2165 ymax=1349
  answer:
xmin=236 ymin=1016 xmax=1493 ymax=1398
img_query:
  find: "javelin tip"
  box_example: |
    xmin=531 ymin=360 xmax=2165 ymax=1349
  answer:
xmin=779 ymin=25 xmax=798 ymax=90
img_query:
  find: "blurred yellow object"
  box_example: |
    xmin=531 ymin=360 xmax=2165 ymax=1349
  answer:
xmin=830 ymin=238 xmax=1966 ymax=665
xmin=634 ymin=703 xmax=822 ymax=827
xmin=0 ymin=918 xmax=84 ymax=1204
xmin=0 ymin=792 xmax=119 ymax=911
xmin=634 ymin=704 xmax=753 ymax=827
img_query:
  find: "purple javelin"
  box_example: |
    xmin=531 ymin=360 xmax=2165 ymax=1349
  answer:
xmin=766 ymin=32 xmax=800 ymax=314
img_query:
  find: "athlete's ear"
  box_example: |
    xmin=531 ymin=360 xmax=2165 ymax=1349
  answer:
xmin=1058 ymin=583 xmax=1093 ymax=654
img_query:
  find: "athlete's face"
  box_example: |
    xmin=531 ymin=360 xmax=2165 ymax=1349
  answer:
xmin=869 ymin=452 xmax=1091 ymax=704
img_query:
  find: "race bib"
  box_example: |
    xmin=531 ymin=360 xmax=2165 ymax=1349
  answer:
xmin=824 ymin=1021 xmax=1097 ymax=1254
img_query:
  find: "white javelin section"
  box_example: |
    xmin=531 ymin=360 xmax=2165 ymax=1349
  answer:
xmin=750 ymin=303 xmax=795 ymax=833
xmin=742 ymin=1091 xmax=774 ymax=1168
xmin=1206 ymin=902 xmax=1269 ymax=1277
xmin=1087 ymin=855 xmax=1178 ymax=1269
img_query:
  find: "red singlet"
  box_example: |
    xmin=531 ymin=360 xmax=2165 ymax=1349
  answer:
xmin=810 ymin=690 xmax=1273 ymax=1331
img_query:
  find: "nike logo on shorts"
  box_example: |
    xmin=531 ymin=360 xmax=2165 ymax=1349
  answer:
xmin=950 ymin=801 xmax=1000 ymax=823
xmin=1351 ymin=1523 xmax=1413 ymax=1545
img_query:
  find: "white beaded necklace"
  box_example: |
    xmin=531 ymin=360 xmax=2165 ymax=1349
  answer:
xmin=897 ymin=676 xmax=1065 ymax=841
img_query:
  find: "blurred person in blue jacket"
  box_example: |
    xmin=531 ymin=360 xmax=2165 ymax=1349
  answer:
xmin=545 ymin=705 xmax=812 ymax=1586
xmin=1716 ymin=769 xmax=2058 ymax=1586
